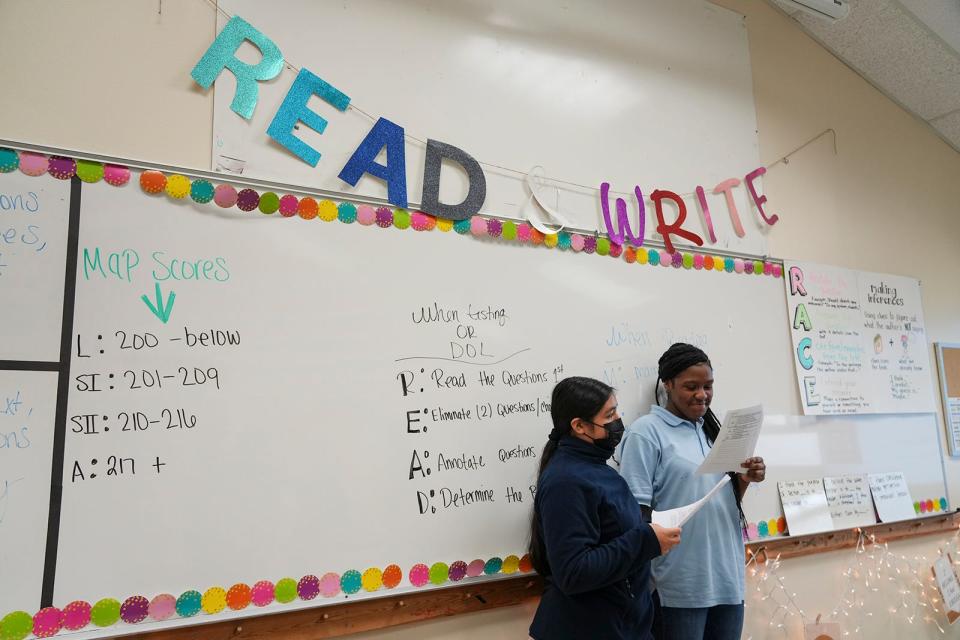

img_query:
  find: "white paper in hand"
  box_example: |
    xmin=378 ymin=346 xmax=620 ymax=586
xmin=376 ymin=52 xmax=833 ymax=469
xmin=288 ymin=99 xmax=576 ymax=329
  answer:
xmin=652 ymin=476 xmax=731 ymax=528
xmin=696 ymin=405 xmax=763 ymax=475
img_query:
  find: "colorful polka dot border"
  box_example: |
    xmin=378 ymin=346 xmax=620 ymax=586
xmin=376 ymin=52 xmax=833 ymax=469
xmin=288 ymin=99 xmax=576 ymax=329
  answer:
xmin=914 ymin=496 xmax=949 ymax=515
xmin=32 ymin=607 xmax=63 ymax=638
xmin=0 ymin=149 xmax=782 ymax=280
xmin=748 ymin=517 xmax=789 ymax=540
xmin=0 ymin=554 xmax=534 ymax=637
xmin=747 ymin=498 xmax=951 ymax=540
xmin=0 ymin=148 xmax=19 ymax=173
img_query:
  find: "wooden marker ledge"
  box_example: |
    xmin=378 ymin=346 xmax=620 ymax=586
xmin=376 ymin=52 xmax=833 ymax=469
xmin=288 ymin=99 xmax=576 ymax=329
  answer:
xmin=128 ymin=575 xmax=544 ymax=640
xmin=117 ymin=513 xmax=960 ymax=640
xmin=745 ymin=510 xmax=960 ymax=562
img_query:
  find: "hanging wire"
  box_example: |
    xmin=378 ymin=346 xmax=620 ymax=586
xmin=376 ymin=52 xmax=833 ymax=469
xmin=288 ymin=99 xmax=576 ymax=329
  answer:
xmin=198 ymin=0 xmax=837 ymax=200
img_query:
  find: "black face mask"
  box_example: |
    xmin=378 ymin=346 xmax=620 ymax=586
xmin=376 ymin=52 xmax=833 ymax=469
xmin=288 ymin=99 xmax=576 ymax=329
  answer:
xmin=588 ymin=418 xmax=625 ymax=453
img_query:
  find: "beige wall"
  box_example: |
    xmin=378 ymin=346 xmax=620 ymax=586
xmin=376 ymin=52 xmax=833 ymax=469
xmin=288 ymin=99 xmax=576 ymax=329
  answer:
xmin=0 ymin=1 xmax=213 ymax=169
xmin=2 ymin=1 xmax=959 ymax=638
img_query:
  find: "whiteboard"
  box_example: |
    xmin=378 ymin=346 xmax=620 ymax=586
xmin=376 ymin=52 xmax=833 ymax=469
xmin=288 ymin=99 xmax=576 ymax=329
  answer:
xmin=743 ymin=413 xmax=949 ymax=539
xmin=0 ymin=156 xmax=948 ymax=638
xmin=0 ymin=369 xmax=59 ymax=614
xmin=48 ymin=173 xmax=790 ymax=629
xmin=211 ymin=0 xmax=770 ymax=255
xmin=0 ymin=172 xmax=70 ymax=362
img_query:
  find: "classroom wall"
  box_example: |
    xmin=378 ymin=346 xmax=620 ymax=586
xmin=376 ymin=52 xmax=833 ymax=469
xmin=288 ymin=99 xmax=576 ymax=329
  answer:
xmin=2 ymin=1 xmax=959 ymax=638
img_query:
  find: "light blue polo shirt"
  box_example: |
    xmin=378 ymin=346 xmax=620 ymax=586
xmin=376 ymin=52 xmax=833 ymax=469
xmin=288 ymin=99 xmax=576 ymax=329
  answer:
xmin=617 ymin=405 xmax=745 ymax=608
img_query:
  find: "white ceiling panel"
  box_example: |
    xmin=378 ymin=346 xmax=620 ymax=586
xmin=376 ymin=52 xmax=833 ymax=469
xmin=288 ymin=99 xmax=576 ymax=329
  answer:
xmin=932 ymin=108 xmax=960 ymax=144
xmin=767 ymin=0 xmax=960 ymax=153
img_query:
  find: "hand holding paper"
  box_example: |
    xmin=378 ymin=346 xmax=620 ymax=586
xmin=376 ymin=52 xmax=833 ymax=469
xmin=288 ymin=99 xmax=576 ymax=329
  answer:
xmin=651 ymin=524 xmax=682 ymax=555
xmin=696 ymin=405 xmax=764 ymax=475
xmin=739 ymin=456 xmax=766 ymax=483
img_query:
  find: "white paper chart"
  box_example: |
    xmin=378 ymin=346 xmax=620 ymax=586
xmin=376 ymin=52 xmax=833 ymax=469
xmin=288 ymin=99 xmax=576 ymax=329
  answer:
xmin=784 ymin=261 xmax=936 ymax=415
xmin=778 ymin=478 xmax=834 ymax=536
xmin=822 ymin=475 xmax=876 ymax=529
xmin=933 ymin=554 xmax=960 ymax=625
xmin=935 ymin=344 xmax=960 ymax=456
xmin=948 ymin=398 xmax=960 ymax=455
xmin=868 ymin=472 xmax=916 ymax=522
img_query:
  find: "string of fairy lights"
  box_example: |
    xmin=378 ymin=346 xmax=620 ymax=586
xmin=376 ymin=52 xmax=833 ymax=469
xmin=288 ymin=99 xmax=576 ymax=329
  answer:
xmin=745 ymin=526 xmax=960 ymax=637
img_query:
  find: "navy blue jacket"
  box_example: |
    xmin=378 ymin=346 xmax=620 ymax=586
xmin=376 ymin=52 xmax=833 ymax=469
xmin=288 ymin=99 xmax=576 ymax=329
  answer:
xmin=530 ymin=436 xmax=661 ymax=640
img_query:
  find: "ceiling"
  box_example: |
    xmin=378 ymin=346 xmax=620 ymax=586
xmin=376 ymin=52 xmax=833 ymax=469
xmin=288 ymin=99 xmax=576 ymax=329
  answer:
xmin=767 ymin=0 xmax=960 ymax=153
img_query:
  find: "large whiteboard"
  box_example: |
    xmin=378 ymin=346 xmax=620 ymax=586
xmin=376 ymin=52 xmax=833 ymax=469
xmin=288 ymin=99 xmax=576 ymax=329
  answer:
xmin=211 ymin=0 xmax=770 ymax=255
xmin=0 ymin=156 xmax=948 ymax=638
xmin=56 ymin=179 xmax=790 ymax=603
xmin=1 ymin=162 xmax=792 ymax=633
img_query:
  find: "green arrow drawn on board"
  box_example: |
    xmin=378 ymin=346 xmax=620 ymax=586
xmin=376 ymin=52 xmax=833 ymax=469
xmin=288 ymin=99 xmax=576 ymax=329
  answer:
xmin=141 ymin=282 xmax=176 ymax=324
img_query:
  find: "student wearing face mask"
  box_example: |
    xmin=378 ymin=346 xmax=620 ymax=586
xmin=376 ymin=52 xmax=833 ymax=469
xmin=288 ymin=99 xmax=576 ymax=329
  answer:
xmin=617 ymin=343 xmax=766 ymax=640
xmin=528 ymin=376 xmax=682 ymax=640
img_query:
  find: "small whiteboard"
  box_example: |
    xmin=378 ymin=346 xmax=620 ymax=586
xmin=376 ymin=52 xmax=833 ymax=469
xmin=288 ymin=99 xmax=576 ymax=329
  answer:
xmin=0 ymin=173 xmax=70 ymax=362
xmin=742 ymin=413 xmax=949 ymax=540
xmin=0 ymin=370 xmax=59 ymax=614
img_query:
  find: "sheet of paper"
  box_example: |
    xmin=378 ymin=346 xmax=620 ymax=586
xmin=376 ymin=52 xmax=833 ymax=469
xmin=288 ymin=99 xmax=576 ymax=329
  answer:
xmin=947 ymin=397 xmax=960 ymax=455
xmin=868 ymin=472 xmax=916 ymax=522
xmin=784 ymin=261 xmax=936 ymax=416
xmin=696 ymin=404 xmax=763 ymax=475
xmin=778 ymin=478 xmax=835 ymax=536
xmin=651 ymin=476 xmax=731 ymax=528
xmin=823 ymin=474 xmax=877 ymax=529
xmin=933 ymin=554 xmax=960 ymax=625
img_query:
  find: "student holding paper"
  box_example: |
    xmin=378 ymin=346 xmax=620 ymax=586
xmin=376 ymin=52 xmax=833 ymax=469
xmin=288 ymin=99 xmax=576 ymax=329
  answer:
xmin=617 ymin=343 xmax=766 ymax=640
xmin=529 ymin=377 xmax=681 ymax=640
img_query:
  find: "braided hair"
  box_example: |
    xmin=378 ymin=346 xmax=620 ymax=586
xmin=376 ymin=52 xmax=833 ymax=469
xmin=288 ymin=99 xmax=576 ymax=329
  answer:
xmin=528 ymin=376 xmax=614 ymax=576
xmin=657 ymin=343 xmax=749 ymax=536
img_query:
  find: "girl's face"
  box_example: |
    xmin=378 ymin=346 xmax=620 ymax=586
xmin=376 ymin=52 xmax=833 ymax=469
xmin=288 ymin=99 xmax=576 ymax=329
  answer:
xmin=572 ymin=394 xmax=620 ymax=442
xmin=664 ymin=363 xmax=713 ymax=422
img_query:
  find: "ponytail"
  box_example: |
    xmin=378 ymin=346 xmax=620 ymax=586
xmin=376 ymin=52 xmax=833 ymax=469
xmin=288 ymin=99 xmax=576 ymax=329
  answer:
xmin=528 ymin=376 xmax=613 ymax=576
xmin=528 ymin=439 xmax=559 ymax=576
